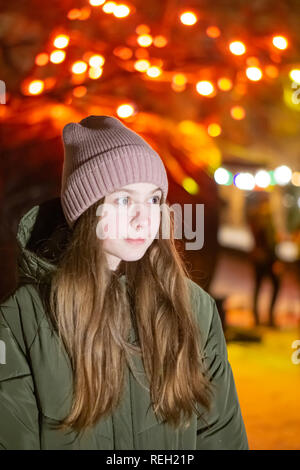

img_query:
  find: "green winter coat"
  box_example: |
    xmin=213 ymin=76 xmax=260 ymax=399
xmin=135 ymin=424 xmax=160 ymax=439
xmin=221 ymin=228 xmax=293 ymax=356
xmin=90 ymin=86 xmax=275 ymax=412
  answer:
xmin=0 ymin=197 xmax=249 ymax=450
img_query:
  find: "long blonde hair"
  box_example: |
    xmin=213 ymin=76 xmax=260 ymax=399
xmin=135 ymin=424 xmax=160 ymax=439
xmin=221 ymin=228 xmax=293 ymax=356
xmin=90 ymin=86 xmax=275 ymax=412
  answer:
xmin=45 ymin=197 xmax=214 ymax=433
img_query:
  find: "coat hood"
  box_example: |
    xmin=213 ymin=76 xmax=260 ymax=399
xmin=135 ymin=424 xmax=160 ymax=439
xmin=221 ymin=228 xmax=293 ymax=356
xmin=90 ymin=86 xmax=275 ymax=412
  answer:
xmin=16 ymin=197 xmax=72 ymax=285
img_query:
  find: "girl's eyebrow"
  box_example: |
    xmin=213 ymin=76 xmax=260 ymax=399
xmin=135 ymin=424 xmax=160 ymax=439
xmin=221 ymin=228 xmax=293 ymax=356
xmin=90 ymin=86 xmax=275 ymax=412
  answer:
xmin=114 ymin=188 xmax=162 ymax=195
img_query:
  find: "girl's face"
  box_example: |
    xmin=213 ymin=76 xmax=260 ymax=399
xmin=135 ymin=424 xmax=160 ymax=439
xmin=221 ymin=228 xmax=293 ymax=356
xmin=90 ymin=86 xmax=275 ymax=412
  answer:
xmin=96 ymin=182 xmax=163 ymax=271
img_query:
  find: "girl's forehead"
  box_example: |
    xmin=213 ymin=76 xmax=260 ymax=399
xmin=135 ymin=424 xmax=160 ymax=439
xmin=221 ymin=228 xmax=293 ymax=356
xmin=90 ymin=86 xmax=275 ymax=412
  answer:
xmin=110 ymin=184 xmax=162 ymax=195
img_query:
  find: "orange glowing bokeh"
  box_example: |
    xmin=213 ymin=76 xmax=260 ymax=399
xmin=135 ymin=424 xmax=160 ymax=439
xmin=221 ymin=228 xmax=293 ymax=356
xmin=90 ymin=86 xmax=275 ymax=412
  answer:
xmin=265 ymin=65 xmax=279 ymax=78
xmin=78 ymin=6 xmax=91 ymax=20
xmin=206 ymin=26 xmax=221 ymax=38
xmin=113 ymin=46 xmax=133 ymax=60
xmin=135 ymin=24 xmax=150 ymax=35
xmin=217 ymin=77 xmax=233 ymax=91
xmin=73 ymin=86 xmax=87 ymax=97
xmin=28 ymin=80 xmax=44 ymax=95
xmin=173 ymin=73 xmax=187 ymax=86
xmin=207 ymin=123 xmax=222 ymax=136
xmin=67 ymin=9 xmax=81 ymax=20
xmin=35 ymin=53 xmax=49 ymax=66
xmin=153 ymin=35 xmax=168 ymax=48
xmin=230 ymin=105 xmax=246 ymax=120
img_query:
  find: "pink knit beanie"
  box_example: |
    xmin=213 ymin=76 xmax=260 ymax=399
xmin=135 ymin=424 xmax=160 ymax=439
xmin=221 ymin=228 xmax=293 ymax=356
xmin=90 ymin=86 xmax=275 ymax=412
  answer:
xmin=60 ymin=115 xmax=169 ymax=228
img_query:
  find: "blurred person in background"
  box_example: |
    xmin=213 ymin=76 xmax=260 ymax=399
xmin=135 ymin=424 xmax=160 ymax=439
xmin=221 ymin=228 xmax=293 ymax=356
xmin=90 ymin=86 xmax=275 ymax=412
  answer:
xmin=246 ymin=193 xmax=283 ymax=328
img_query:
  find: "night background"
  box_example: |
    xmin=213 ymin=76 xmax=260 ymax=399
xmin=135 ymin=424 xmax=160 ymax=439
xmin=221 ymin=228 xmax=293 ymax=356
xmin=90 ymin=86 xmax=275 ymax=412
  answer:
xmin=0 ymin=0 xmax=300 ymax=449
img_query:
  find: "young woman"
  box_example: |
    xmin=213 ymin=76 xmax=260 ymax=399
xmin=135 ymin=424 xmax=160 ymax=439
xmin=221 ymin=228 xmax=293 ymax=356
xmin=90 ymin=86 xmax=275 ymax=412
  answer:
xmin=0 ymin=115 xmax=249 ymax=450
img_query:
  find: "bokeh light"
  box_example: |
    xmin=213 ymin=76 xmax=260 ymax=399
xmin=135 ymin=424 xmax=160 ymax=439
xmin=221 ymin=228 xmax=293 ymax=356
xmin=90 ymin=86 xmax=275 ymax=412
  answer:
xmin=117 ymin=103 xmax=135 ymax=118
xmin=53 ymin=35 xmax=69 ymax=49
xmin=229 ymin=41 xmax=246 ymax=55
xmin=196 ymin=80 xmax=215 ymax=96
xmin=272 ymin=35 xmax=288 ymax=50
xmin=274 ymin=165 xmax=292 ymax=185
xmin=180 ymin=12 xmax=198 ymax=26
xmin=230 ymin=105 xmax=246 ymax=119
xmin=246 ymin=66 xmax=263 ymax=81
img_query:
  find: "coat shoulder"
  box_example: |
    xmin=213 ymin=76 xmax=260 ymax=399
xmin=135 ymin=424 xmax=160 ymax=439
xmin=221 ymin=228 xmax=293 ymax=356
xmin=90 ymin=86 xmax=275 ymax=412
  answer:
xmin=186 ymin=277 xmax=216 ymax=347
xmin=0 ymin=283 xmax=48 ymax=355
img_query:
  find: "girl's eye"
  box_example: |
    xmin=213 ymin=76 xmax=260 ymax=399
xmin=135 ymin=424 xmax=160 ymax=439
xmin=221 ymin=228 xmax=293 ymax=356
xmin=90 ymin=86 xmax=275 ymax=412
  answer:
xmin=115 ymin=196 xmax=129 ymax=206
xmin=115 ymin=195 xmax=161 ymax=205
xmin=150 ymin=195 xmax=161 ymax=204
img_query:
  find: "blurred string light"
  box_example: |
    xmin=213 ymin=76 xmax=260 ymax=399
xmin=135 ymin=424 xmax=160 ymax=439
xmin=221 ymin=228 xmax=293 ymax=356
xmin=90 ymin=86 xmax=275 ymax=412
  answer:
xmin=50 ymin=50 xmax=66 ymax=64
xmin=272 ymin=35 xmax=288 ymax=50
xmin=255 ymin=170 xmax=271 ymax=188
xmin=289 ymin=69 xmax=300 ymax=84
xmin=214 ymin=167 xmax=233 ymax=185
xmin=214 ymin=165 xmax=298 ymax=189
xmin=89 ymin=54 xmax=105 ymax=67
xmin=116 ymin=103 xmax=135 ymax=118
xmin=137 ymin=34 xmax=153 ymax=47
xmin=21 ymin=4 xmax=294 ymax=128
xmin=73 ymin=86 xmax=87 ymax=97
xmin=234 ymin=172 xmax=256 ymax=190
xmin=206 ymin=26 xmax=221 ymax=38
xmin=71 ymin=61 xmax=88 ymax=74
xmin=291 ymin=172 xmax=300 ymax=187
xmin=153 ymin=35 xmax=168 ymax=48
xmin=89 ymin=67 xmax=103 ymax=79
xmin=35 ymin=53 xmax=49 ymax=66
xmin=114 ymin=4 xmax=130 ymax=18
xmin=89 ymin=0 xmax=105 ymax=6
xmin=146 ymin=66 xmax=162 ymax=77
xmin=229 ymin=41 xmax=246 ymax=55
xmin=196 ymin=80 xmax=215 ymax=96
xmin=180 ymin=11 xmax=198 ymax=26
xmin=274 ymin=165 xmax=292 ymax=185
xmin=217 ymin=77 xmax=233 ymax=91
xmin=265 ymin=64 xmax=279 ymax=78
xmin=246 ymin=66 xmax=263 ymax=81
xmin=134 ymin=59 xmax=150 ymax=72
xmin=230 ymin=105 xmax=246 ymax=119
xmin=207 ymin=123 xmax=222 ymax=136
xmin=182 ymin=177 xmax=199 ymax=194
xmin=135 ymin=24 xmax=150 ymax=34
xmin=97 ymin=1 xmax=131 ymax=17
xmin=102 ymin=2 xmax=117 ymax=14
xmin=53 ymin=35 xmax=69 ymax=48
xmin=27 ymin=80 xmax=44 ymax=95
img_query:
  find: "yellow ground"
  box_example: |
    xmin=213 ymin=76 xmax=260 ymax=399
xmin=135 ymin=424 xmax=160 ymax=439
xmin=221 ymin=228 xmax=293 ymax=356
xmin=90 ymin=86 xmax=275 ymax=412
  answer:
xmin=227 ymin=322 xmax=300 ymax=450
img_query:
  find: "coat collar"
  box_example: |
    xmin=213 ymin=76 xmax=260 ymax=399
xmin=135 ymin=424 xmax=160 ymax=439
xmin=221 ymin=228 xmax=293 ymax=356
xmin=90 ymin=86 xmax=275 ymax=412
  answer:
xmin=16 ymin=197 xmax=69 ymax=284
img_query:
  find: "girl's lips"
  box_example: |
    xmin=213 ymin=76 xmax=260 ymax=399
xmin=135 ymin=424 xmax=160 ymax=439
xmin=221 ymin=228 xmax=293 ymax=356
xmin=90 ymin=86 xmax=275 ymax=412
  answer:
xmin=125 ymin=238 xmax=146 ymax=245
